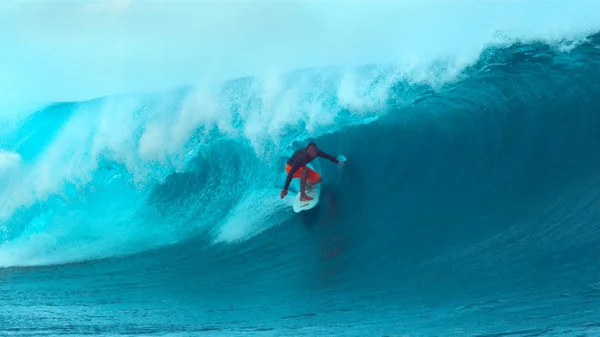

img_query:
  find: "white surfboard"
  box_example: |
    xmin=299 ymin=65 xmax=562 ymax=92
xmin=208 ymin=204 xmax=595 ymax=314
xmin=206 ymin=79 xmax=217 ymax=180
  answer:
xmin=292 ymin=182 xmax=321 ymax=213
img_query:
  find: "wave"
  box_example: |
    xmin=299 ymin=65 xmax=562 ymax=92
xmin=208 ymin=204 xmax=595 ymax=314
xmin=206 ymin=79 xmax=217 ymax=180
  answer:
xmin=1 ymin=32 xmax=600 ymax=271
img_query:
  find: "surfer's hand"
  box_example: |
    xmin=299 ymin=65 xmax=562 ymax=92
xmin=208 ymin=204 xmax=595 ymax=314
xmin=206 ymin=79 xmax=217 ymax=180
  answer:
xmin=338 ymin=160 xmax=345 ymax=167
xmin=280 ymin=189 xmax=287 ymax=199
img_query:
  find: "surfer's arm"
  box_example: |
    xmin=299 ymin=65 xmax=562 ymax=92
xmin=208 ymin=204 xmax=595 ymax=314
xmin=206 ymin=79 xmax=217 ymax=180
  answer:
xmin=317 ymin=150 xmax=340 ymax=164
xmin=283 ymin=162 xmax=300 ymax=191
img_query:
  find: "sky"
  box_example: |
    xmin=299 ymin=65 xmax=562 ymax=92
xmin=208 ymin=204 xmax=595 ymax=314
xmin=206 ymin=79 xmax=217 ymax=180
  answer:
xmin=1 ymin=0 xmax=599 ymax=103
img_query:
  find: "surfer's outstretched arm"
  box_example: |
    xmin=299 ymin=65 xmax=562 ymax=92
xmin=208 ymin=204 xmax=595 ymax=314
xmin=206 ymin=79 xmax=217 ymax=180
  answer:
xmin=317 ymin=150 xmax=341 ymax=165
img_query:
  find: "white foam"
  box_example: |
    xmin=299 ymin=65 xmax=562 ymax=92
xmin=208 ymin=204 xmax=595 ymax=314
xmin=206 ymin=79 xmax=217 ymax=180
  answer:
xmin=138 ymin=86 xmax=222 ymax=163
xmin=0 ymin=151 xmax=24 ymax=225
xmin=0 ymin=151 xmax=22 ymax=197
xmin=0 ymin=187 xmax=168 ymax=268
xmin=0 ymin=150 xmax=21 ymax=178
xmin=213 ymin=188 xmax=293 ymax=244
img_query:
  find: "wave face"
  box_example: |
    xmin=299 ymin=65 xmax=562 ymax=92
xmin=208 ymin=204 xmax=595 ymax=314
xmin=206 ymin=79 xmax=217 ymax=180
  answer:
xmin=2 ymin=26 xmax=600 ymax=337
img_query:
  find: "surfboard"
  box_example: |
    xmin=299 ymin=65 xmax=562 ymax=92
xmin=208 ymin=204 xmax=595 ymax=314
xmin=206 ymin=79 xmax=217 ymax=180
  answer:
xmin=292 ymin=182 xmax=321 ymax=213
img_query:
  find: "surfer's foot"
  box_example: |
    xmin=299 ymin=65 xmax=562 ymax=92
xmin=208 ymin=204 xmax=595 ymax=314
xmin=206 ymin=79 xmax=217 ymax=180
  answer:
xmin=300 ymin=194 xmax=314 ymax=202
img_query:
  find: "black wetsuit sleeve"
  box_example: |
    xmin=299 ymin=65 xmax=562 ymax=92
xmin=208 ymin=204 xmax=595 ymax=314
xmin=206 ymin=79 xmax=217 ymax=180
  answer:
xmin=317 ymin=150 xmax=339 ymax=164
xmin=283 ymin=161 xmax=300 ymax=191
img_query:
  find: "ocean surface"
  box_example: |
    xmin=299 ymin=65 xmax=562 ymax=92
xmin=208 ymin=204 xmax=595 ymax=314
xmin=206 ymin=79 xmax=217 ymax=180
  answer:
xmin=2 ymin=3 xmax=600 ymax=336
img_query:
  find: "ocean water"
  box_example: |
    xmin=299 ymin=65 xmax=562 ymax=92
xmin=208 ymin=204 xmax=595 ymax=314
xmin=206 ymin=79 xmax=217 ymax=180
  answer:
xmin=2 ymin=2 xmax=600 ymax=336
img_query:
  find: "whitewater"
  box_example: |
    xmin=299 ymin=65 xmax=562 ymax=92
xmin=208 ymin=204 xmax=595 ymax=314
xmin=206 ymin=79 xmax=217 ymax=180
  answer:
xmin=2 ymin=1 xmax=600 ymax=336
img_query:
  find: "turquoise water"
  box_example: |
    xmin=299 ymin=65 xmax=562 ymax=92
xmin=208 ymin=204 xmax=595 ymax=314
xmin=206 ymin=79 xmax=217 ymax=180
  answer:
xmin=2 ymin=3 xmax=600 ymax=336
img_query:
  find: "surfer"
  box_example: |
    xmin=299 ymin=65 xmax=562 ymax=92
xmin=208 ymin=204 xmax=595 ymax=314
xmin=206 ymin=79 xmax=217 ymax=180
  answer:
xmin=280 ymin=142 xmax=344 ymax=201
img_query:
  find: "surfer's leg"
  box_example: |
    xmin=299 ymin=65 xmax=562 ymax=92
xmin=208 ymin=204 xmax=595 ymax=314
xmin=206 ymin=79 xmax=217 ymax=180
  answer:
xmin=306 ymin=177 xmax=322 ymax=190
xmin=305 ymin=168 xmax=322 ymax=190
xmin=300 ymin=167 xmax=314 ymax=201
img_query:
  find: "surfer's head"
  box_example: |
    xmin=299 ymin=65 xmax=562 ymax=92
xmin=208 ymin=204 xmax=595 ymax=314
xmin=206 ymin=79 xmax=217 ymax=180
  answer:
xmin=307 ymin=142 xmax=318 ymax=157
